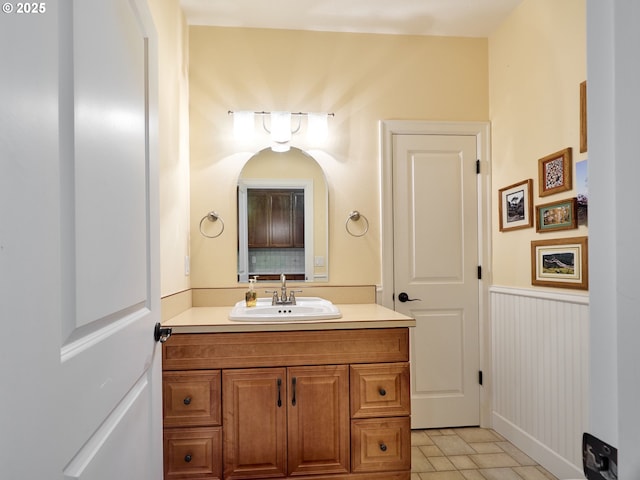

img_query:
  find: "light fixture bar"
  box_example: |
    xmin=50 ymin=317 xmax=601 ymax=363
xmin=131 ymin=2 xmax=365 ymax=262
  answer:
xmin=228 ymin=110 xmax=335 ymax=117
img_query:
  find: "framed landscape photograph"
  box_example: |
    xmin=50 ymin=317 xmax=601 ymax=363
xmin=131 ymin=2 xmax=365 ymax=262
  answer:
xmin=498 ymin=179 xmax=533 ymax=232
xmin=538 ymin=147 xmax=573 ymax=197
xmin=535 ymin=197 xmax=578 ymax=233
xmin=531 ymin=236 xmax=588 ymax=290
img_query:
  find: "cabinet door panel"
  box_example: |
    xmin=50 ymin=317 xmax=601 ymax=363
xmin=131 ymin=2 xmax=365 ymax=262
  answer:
xmin=287 ymin=365 xmax=350 ymax=476
xmin=269 ymin=192 xmax=293 ymax=247
xmin=292 ymin=192 xmax=305 ymax=248
xmin=222 ymin=368 xmax=287 ymax=479
xmin=247 ymin=192 xmax=270 ymax=247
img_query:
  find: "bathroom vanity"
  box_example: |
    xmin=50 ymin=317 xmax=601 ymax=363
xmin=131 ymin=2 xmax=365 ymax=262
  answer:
xmin=161 ymin=304 xmax=415 ymax=480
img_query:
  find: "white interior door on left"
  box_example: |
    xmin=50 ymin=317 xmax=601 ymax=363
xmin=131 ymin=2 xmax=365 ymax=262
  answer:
xmin=0 ymin=1 xmax=162 ymax=479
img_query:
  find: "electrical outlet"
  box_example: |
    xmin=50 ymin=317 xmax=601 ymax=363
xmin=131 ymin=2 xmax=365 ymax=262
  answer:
xmin=583 ymin=433 xmax=617 ymax=480
xmin=185 ymin=255 xmax=190 ymax=276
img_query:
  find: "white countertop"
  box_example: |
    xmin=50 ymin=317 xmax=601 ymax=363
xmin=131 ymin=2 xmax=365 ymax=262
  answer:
xmin=162 ymin=303 xmax=415 ymax=333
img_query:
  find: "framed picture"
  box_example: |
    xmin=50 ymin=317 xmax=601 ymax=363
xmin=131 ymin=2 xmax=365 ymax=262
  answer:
xmin=531 ymin=236 xmax=588 ymax=290
xmin=580 ymin=81 xmax=587 ymax=153
xmin=498 ymin=179 xmax=533 ymax=232
xmin=576 ymin=159 xmax=588 ymax=226
xmin=538 ymin=147 xmax=572 ymax=197
xmin=535 ymin=197 xmax=578 ymax=233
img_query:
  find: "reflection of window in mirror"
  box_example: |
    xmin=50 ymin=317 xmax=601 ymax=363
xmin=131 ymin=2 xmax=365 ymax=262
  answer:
xmin=245 ymin=188 xmax=306 ymax=281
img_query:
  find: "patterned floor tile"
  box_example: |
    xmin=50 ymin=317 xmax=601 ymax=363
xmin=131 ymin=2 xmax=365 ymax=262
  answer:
xmin=430 ymin=434 xmax=477 ymax=455
xmin=411 ymin=428 xmax=557 ymax=480
xmin=470 ymin=453 xmax=521 ymax=468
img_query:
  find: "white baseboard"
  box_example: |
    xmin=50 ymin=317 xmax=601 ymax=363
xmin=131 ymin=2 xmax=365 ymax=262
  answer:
xmin=492 ymin=412 xmax=585 ymax=479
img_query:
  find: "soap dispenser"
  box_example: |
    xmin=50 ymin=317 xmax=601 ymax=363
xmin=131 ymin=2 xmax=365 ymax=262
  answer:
xmin=245 ymin=276 xmax=258 ymax=307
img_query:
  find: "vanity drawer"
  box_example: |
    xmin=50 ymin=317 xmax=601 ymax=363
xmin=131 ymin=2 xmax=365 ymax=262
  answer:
xmin=350 ymin=363 xmax=410 ymax=418
xmin=164 ymin=427 xmax=222 ymax=479
xmin=351 ymin=417 xmax=411 ymax=473
xmin=163 ymin=371 xmax=221 ymax=427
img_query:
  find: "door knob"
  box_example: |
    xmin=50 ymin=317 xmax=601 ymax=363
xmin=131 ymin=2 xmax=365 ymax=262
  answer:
xmin=398 ymin=292 xmax=421 ymax=303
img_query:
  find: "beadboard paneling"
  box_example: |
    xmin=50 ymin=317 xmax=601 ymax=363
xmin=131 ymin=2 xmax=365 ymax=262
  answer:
xmin=490 ymin=286 xmax=589 ymax=479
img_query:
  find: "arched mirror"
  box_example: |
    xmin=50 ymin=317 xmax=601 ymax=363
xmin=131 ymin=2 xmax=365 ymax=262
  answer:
xmin=238 ymin=147 xmax=328 ymax=282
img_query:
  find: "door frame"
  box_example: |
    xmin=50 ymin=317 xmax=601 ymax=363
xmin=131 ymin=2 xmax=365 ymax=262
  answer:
xmin=379 ymin=120 xmax=492 ymax=427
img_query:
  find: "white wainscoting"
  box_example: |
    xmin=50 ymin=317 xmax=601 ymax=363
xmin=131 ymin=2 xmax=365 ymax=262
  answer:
xmin=490 ymin=286 xmax=589 ymax=479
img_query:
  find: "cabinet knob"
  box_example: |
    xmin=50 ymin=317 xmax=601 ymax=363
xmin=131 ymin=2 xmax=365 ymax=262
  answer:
xmin=379 ymin=443 xmax=387 ymax=452
xmin=379 ymin=388 xmax=387 ymax=396
xmin=184 ymin=454 xmax=192 ymax=463
xmin=183 ymin=396 xmax=192 ymax=405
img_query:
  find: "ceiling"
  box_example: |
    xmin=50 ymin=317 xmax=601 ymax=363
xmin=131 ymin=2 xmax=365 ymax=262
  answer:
xmin=179 ymin=0 xmax=524 ymax=38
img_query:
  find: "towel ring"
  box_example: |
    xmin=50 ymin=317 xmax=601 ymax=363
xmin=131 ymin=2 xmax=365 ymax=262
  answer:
xmin=345 ymin=210 xmax=369 ymax=237
xmin=199 ymin=211 xmax=225 ymax=238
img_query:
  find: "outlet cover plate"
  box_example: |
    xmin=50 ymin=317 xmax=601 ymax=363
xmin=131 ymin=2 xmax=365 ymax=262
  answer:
xmin=583 ymin=432 xmax=617 ymax=480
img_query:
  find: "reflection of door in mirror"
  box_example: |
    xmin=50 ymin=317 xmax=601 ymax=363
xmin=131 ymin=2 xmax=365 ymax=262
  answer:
xmin=238 ymin=181 xmax=313 ymax=282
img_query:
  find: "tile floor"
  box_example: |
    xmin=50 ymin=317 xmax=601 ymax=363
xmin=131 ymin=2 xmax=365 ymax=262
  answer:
xmin=411 ymin=428 xmax=559 ymax=480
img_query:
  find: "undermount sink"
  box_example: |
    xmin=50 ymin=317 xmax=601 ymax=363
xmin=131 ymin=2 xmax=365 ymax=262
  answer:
xmin=229 ymin=297 xmax=342 ymax=321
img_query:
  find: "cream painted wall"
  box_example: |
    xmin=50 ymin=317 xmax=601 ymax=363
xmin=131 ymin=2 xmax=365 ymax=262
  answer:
xmin=148 ymin=0 xmax=191 ymax=297
xmin=188 ymin=27 xmax=488 ymax=287
xmin=489 ymin=0 xmax=587 ymax=289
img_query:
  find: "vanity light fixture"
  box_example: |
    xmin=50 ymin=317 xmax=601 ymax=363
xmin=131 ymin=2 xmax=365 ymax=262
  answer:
xmin=229 ymin=110 xmax=333 ymax=151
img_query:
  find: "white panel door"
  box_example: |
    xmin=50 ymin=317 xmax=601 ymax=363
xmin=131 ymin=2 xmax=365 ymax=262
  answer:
xmin=392 ymin=134 xmax=480 ymax=429
xmin=0 ymin=1 xmax=161 ymax=479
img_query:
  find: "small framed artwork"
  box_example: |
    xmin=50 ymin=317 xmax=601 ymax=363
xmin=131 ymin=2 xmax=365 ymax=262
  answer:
xmin=535 ymin=197 xmax=578 ymax=233
xmin=576 ymin=159 xmax=588 ymax=226
xmin=538 ymin=147 xmax=572 ymax=197
xmin=498 ymin=179 xmax=533 ymax=232
xmin=531 ymin=236 xmax=588 ymax=290
xmin=580 ymin=81 xmax=587 ymax=153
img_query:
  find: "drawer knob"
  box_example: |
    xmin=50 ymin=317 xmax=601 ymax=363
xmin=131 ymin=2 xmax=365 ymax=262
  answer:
xmin=379 ymin=388 xmax=387 ymax=396
xmin=184 ymin=454 xmax=192 ymax=463
xmin=379 ymin=443 xmax=387 ymax=452
xmin=183 ymin=396 xmax=192 ymax=405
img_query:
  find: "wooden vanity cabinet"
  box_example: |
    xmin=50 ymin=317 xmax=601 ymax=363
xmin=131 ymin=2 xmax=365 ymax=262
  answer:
xmin=162 ymin=328 xmax=411 ymax=480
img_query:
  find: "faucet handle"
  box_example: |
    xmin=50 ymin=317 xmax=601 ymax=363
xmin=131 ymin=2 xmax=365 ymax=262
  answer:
xmin=289 ymin=290 xmax=303 ymax=305
xmin=265 ymin=290 xmax=280 ymax=305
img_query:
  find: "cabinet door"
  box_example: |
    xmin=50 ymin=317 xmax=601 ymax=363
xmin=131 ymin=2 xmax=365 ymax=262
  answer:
xmin=269 ymin=192 xmax=293 ymax=247
xmin=247 ymin=191 xmax=270 ymax=247
xmin=287 ymin=365 xmax=350 ymax=476
xmin=223 ymin=368 xmax=287 ymax=479
xmin=292 ymin=192 xmax=305 ymax=248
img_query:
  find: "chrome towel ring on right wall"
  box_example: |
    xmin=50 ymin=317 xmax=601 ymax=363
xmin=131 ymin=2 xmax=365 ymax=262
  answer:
xmin=345 ymin=210 xmax=369 ymax=237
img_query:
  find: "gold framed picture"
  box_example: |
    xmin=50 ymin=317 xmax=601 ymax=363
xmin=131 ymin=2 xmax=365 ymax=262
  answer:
xmin=538 ymin=147 xmax=572 ymax=197
xmin=535 ymin=197 xmax=578 ymax=233
xmin=498 ymin=179 xmax=533 ymax=232
xmin=531 ymin=236 xmax=588 ymax=290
